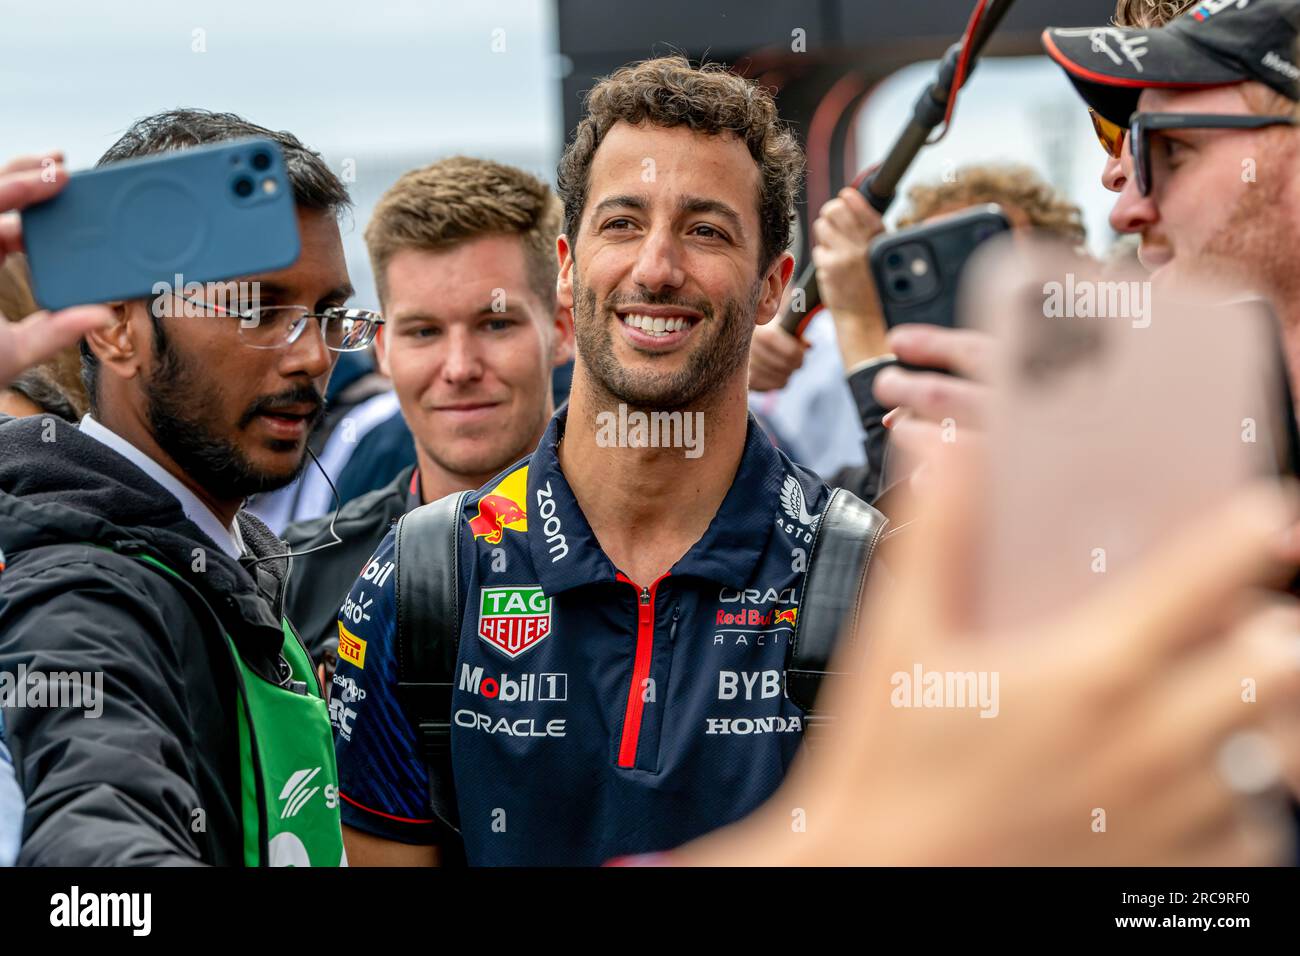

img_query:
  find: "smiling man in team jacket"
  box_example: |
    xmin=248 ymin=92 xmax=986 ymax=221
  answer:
xmin=334 ymin=56 xmax=887 ymax=866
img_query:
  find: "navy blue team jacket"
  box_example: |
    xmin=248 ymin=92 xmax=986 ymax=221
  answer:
xmin=332 ymin=409 xmax=832 ymax=865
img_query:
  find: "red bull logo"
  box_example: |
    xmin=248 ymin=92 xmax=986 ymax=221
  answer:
xmin=716 ymin=604 xmax=799 ymax=628
xmin=468 ymin=466 xmax=530 ymax=544
xmin=469 ymin=495 xmax=527 ymax=544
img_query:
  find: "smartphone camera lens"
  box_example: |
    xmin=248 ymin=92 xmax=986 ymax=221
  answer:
xmin=233 ymin=176 xmax=255 ymax=198
xmin=250 ymin=151 xmax=271 ymax=172
xmin=886 ymin=252 xmax=904 ymax=270
xmin=892 ymin=277 xmax=912 ymax=295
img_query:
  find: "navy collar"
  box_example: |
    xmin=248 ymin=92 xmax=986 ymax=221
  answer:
xmin=525 ymin=407 xmax=786 ymax=595
xmin=404 ymin=466 xmax=422 ymax=512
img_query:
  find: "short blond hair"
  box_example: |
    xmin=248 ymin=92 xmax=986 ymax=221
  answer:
xmin=897 ymin=164 xmax=1087 ymax=246
xmin=365 ymin=156 xmax=562 ymax=308
xmin=1111 ymin=0 xmax=1197 ymax=28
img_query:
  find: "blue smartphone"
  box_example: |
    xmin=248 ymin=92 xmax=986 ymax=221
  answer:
xmin=22 ymin=137 xmax=301 ymax=311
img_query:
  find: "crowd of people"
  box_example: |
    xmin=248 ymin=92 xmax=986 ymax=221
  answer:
xmin=2 ymin=0 xmax=1300 ymax=867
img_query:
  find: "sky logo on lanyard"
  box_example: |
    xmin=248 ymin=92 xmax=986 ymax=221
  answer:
xmin=478 ymin=586 xmax=552 ymax=659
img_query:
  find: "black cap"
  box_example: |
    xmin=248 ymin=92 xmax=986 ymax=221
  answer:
xmin=1042 ymin=0 xmax=1300 ymax=126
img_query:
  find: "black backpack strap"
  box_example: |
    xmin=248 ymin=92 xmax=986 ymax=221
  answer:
xmin=394 ymin=490 xmax=469 ymax=836
xmin=785 ymin=488 xmax=889 ymax=718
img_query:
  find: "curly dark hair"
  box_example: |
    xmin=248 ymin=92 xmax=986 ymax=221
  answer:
xmin=557 ymin=56 xmax=803 ymax=269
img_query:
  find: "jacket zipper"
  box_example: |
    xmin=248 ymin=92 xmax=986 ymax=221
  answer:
xmin=615 ymin=571 xmax=669 ymax=768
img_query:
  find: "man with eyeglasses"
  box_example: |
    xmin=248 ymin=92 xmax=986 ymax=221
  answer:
xmin=861 ymin=0 xmax=1300 ymax=462
xmin=1045 ymin=0 xmax=1299 ymax=307
xmin=0 ymin=109 xmax=367 ymax=865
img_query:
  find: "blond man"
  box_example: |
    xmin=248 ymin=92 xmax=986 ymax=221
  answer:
xmin=284 ymin=158 xmax=573 ymax=668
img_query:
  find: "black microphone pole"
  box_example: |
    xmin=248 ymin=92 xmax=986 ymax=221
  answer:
xmin=778 ymin=0 xmax=1018 ymax=334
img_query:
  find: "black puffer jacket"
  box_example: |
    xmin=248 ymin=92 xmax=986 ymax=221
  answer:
xmin=0 ymin=414 xmax=297 ymax=865
xmin=830 ymin=359 xmax=897 ymax=504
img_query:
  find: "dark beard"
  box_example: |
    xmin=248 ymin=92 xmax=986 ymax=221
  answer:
xmin=144 ymin=323 xmax=321 ymax=500
xmin=572 ymin=271 xmax=760 ymax=411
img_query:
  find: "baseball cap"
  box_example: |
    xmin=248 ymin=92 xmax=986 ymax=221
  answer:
xmin=1041 ymin=0 xmax=1300 ymax=126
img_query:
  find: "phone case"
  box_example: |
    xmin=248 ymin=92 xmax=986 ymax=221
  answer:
xmin=21 ymin=137 xmax=301 ymax=311
xmin=868 ymin=204 xmax=1011 ymax=330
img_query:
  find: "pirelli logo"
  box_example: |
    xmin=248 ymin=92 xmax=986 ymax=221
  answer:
xmin=337 ymin=623 xmax=367 ymax=670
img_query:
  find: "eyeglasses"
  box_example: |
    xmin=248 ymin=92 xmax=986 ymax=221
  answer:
xmin=1129 ymin=112 xmax=1299 ymax=197
xmin=172 ymin=293 xmax=384 ymax=352
xmin=1089 ymin=108 xmax=1125 ymax=159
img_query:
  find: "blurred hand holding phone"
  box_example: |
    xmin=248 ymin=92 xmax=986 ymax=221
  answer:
xmin=679 ymin=238 xmax=1300 ymax=866
xmin=963 ymin=238 xmax=1287 ymax=631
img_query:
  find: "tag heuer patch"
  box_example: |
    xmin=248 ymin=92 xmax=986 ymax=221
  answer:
xmin=478 ymin=586 xmax=552 ymax=659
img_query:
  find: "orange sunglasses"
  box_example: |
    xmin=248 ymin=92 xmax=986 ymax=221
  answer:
xmin=1089 ymin=108 xmax=1125 ymax=159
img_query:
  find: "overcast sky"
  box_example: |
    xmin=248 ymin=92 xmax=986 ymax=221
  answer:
xmin=2 ymin=0 xmax=562 ymax=160
xmin=3 ymin=2 xmax=1119 ymax=305
xmin=2 ymin=0 xmax=564 ymax=306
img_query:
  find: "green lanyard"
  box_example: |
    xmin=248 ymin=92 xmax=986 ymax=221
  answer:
xmin=132 ymin=552 xmax=344 ymax=866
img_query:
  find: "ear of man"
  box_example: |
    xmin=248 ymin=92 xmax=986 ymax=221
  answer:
xmin=755 ymin=252 xmax=796 ymax=327
xmin=373 ymin=322 xmax=391 ymax=377
xmin=84 ymin=300 xmax=150 ymax=390
xmin=554 ymin=234 xmax=574 ymax=314
xmin=549 ymin=302 xmax=575 ymax=368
